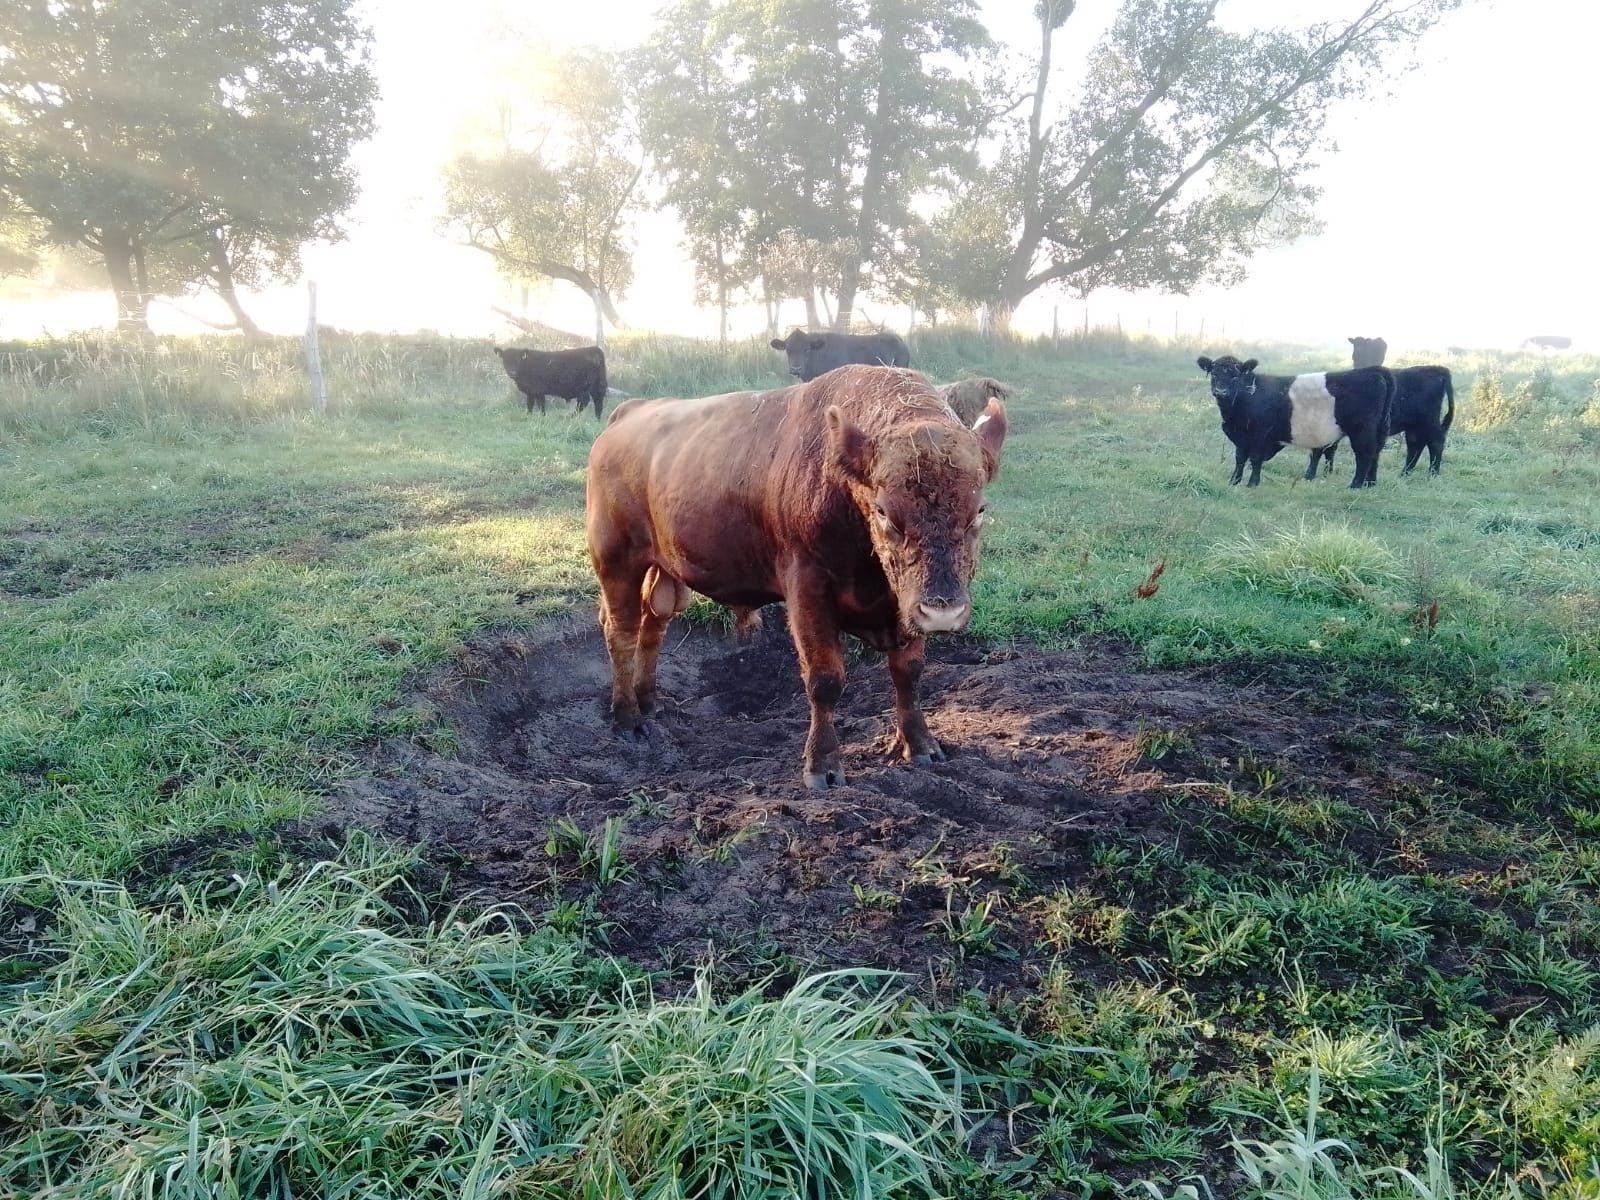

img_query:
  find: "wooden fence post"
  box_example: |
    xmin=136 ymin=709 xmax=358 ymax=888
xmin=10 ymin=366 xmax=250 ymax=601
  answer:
xmin=305 ymin=281 xmax=326 ymax=415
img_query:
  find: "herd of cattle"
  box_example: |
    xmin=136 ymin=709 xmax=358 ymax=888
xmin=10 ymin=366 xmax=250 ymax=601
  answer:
xmin=495 ymin=327 xmax=1457 ymax=490
xmin=489 ymin=327 xmax=1460 ymax=786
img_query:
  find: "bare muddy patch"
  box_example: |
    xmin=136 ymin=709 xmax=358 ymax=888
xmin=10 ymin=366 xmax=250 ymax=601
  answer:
xmin=333 ymin=617 xmax=1429 ymax=986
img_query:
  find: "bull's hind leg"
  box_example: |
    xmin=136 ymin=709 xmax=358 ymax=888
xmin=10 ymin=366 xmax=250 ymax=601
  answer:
xmin=596 ymin=564 xmax=649 ymax=737
xmin=636 ymin=566 xmax=691 ymax=715
xmin=888 ymin=637 xmax=943 ymax=765
xmin=732 ymin=606 xmax=763 ymax=645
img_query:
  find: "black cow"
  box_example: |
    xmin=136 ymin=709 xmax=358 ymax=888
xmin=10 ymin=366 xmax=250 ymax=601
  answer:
xmin=1198 ymin=355 xmax=1394 ymax=489
xmin=769 ymin=328 xmax=910 ymax=382
xmin=494 ymin=345 xmax=607 ymax=418
xmin=1307 ymin=365 xmax=1455 ymax=478
xmin=1349 ymin=336 xmax=1388 ymax=368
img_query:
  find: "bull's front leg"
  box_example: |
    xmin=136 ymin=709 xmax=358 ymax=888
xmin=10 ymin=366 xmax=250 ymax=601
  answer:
xmin=1247 ymin=458 xmax=1264 ymax=486
xmin=785 ymin=584 xmax=848 ymax=790
xmin=1229 ymin=444 xmax=1247 ymax=485
xmin=888 ymin=637 xmax=943 ymax=765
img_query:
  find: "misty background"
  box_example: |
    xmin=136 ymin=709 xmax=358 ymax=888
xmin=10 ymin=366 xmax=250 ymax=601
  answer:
xmin=1 ymin=0 xmax=1588 ymax=350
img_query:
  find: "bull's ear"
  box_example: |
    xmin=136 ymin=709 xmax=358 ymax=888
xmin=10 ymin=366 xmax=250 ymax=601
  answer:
xmin=809 ymin=336 xmax=826 ymax=350
xmin=972 ymin=398 xmax=1008 ymax=482
xmin=825 ymin=405 xmax=874 ymax=483
xmin=769 ymin=339 xmax=785 ymax=351
xmin=1196 ymin=356 xmax=1213 ymax=373
xmin=1348 ymin=337 xmax=1357 ymax=345
xmin=1242 ymin=358 xmax=1259 ymax=373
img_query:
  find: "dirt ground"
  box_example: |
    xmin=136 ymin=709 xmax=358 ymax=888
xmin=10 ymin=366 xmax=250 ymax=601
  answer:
xmin=335 ymin=615 xmax=1430 ymax=989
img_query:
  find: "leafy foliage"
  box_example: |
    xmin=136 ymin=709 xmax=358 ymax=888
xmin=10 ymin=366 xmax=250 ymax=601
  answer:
xmin=0 ymin=0 xmax=376 ymax=330
xmin=441 ymin=46 xmax=641 ymax=330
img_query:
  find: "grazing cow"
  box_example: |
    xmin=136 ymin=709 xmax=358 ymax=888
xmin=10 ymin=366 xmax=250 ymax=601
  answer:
xmin=1348 ymin=336 xmax=1388 ymax=368
xmin=941 ymin=377 xmax=1013 ymax=427
xmin=1197 ymin=355 xmax=1394 ymax=489
xmin=586 ymin=365 xmax=1007 ymax=789
xmin=494 ymin=345 xmax=607 ymax=417
xmin=1307 ymin=365 xmax=1455 ymax=478
xmin=1523 ymin=335 xmax=1572 ymax=351
xmin=769 ymin=328 xmax=910 ymax=382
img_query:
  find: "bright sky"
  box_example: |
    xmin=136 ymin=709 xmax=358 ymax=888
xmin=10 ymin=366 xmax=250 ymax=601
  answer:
xmin=8 ymin=0 xmax=1595 ymax=353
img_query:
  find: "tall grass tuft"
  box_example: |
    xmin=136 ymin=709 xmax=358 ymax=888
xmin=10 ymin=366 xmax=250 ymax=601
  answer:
xmin=0 ymin=838 xmax=962 ymax=1199
xmin=1208 ymin=519 xmax=1404 ymax=605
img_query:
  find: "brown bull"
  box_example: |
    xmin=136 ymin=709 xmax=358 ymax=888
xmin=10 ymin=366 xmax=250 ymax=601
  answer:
xmin=585 ymin=365 xmax=1008 ymax=789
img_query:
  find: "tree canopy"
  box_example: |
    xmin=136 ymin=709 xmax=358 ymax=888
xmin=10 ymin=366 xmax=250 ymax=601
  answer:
xmin=0 ymin=0 xmax=376 ymax=331
xmin=440 ymin=46 xmax=642 ymax=336
xmin=634 ymin=0 xmax=988 ymax=333
xmin=964 ymin=0 xmax=1466 ymax=324
xmin=623 ymin=0 xmax=1467 ymax=331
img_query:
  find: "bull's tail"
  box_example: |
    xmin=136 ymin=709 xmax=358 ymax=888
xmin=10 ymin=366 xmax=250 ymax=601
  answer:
xmin=1439 ymin=369 xmax=1455 ymax=433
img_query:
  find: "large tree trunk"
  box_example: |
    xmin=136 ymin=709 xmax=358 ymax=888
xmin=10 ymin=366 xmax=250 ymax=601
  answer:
xmin=997 ymin=3 xmax=1059 ymax=320
xmin=834 ymin=23 xmax=903 ymax=334
xmin=209 ymin=235 xmax=262 ymax=337
xmin=804 ymin=280 xmax=820 ymax=329
xmin=103 ymin=231 xmax=149 ymax=333
xmin=132 ymin=242 xmax=154 ymax=329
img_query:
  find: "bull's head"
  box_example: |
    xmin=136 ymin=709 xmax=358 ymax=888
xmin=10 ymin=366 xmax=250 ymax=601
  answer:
xmin=769 ymin=328 xmax=826 ymax=379
xmin=1197 ymin=355 xmax=1258 ymax=407
xmin=493 ymin=346 xmax=529 ymax=378
xmin=825 ymin=398 xmax=1008 ymax=636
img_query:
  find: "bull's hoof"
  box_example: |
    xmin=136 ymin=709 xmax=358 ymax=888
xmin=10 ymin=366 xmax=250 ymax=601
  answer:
xmin=612 ymin=721 xmax=649 ymax=743
xmin=894 ymin=734 xmax=945 ymax=764
xmin=636 ymin=689 xmax=657 ymax=716
xmin=804 ymin=768 xmax=846 ymax=790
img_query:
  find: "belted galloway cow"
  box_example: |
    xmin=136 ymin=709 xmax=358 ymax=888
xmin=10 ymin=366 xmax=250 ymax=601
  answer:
xmin=1308 ymin=363 xmax=1455 ymax=479
xmin=1198 ymin=355 xmax=1394 ymax=488
xmin=586 ymin=365 xmax=1007 ymax=789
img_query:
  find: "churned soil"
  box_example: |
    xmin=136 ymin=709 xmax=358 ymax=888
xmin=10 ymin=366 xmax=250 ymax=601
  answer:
xmin=333 ymin=615 xmax=1430 ymax=989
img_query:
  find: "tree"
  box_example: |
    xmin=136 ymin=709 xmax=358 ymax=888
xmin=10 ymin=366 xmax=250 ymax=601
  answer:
xmin=442 ymin=47 xmax=642 ymax=341
xmin=0 ymin=191 xmax=47 ymax=279
xmin=634 ymin=0 xmax=749 ymax=345
xmin=638 ymin=0 xmax=988 ymax=333
xmin=0 ymin=0 xmax=376 ymax=333
xmin=956 ymin=0 xmax=1464 ymax=327
xmin=830 ymin=0 xmax=990 ymax=332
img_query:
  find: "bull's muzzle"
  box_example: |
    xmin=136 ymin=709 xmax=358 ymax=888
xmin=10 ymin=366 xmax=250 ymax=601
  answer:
xmin=914 ymin=601 xmax=971 ymax=633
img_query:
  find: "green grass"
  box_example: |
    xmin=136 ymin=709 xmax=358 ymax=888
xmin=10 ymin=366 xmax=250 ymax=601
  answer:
xmin=3 ymin=327 xmax=1598 ymax=1198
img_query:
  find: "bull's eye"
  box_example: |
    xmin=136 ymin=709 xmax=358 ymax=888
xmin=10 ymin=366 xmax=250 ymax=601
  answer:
xmin=971 ymin=505 xmax=987 ymax=530
xmin=874 ymin=503 xmax=902 ymax=540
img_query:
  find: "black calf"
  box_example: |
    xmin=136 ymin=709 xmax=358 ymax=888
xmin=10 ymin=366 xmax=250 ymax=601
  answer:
xmin=1308 ymin=364 xmax=1455 ymax=479
xmin=494 ymin=345 xmax=608 ymax=418
xmin=1198 ymin=355 xmax=1394 ymax=489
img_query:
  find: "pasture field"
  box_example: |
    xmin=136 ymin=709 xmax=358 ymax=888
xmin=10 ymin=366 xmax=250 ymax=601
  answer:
xmin=1 ymin=329 xmax=1597 ymax=1199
